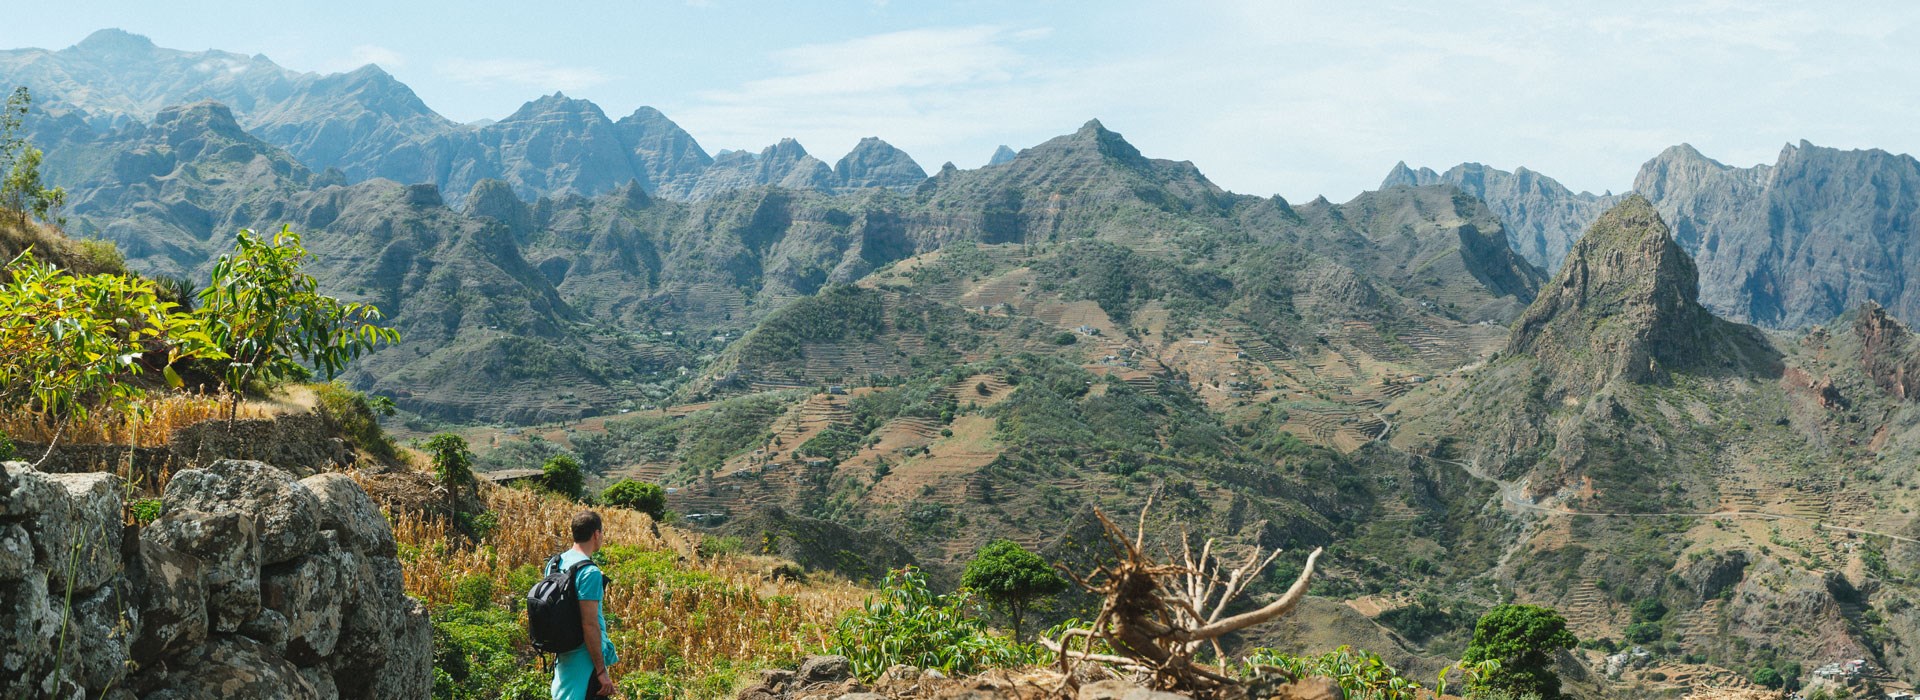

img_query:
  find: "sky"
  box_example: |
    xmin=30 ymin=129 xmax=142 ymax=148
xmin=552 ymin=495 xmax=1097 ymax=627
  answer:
xmin=4 ymin=1 xmax=1917 ymax=202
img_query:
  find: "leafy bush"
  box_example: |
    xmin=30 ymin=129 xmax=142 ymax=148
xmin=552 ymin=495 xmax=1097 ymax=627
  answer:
xmin=0 ymin=434 xmax=11 ymax=461
xmin=129 ymin=498 xmax=162 ymax=525
xmin=1243 ymin=646 xmax=1428 ymax=700
xmin=539 ymin=454 xmax=585 ymax=500
xmin=430 ymin=602 xmax=548 ymax=700
xmin=828 ymin=567 xmax=1041 ymax=680
xmin=602 ymin=479 xmax=666 ymax=520
xmin=797 ymin=426 xmax=863 ymax=464
xmin=312 ymin=382 xmax=399 ymax=461
xmin=425 ymin=433 xmax=477 ymax=487
xmin=0 ymin=249 xmax=219 ymax=425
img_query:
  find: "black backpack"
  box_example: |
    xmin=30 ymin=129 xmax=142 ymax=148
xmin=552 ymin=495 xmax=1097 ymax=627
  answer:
xmin=527 ymin=554 xmax=595 ymax=653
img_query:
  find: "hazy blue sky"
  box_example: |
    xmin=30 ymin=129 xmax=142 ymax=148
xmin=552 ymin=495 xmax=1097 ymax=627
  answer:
xmin=5 ymin=1 xmax=1917 ymax=201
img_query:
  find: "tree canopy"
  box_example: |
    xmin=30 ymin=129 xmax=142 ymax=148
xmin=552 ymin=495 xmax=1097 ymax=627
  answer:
xmin=960 ymin=539 xmax=1067 ymax=641
xmin=1462 ymin=604 xmax=1579 ymax=700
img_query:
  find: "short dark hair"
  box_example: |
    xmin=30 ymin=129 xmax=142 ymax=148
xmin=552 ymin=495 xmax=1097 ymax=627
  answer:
xmin=570 ymin=510 xmax=603 ymax=543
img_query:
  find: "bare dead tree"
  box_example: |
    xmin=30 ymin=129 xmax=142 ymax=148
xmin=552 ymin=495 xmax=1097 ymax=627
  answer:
xmin=1041 ymin=501 xmax=1323 ymax=695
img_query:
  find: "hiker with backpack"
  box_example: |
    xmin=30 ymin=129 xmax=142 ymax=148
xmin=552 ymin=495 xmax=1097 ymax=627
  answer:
xmin=528 ymin=511 xmax=619 ymax=700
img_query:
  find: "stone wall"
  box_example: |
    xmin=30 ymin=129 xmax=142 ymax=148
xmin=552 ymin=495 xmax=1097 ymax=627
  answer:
xmin=0 ymin=459 xmax=430 ymax=699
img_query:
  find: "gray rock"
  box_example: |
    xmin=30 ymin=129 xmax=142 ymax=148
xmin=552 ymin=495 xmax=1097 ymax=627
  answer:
xmin=145 ymin=510 xmax=260 ymax=632
xmin=799 ymin=654 xmax=852 ymax=682
xmin=261 ymin=533 xmax=348 ymax=663
xmin=0 ymin=461 xmax=61 ymax=517
xmin=163 ymin=460 xmax=321 ymax=565
xmin=0 ymin=572 xmax=56 ymax=698
xmin=131 ymin=537 xmax=207 ymax=664
xmin=0 ymin=522 xmax=31 ymax=580
xmin=158 ymin=634 xmax=321 ymax=700
xmin=368 ymin=597 xmax=432 ymax=700
xmin=300 ymin=665 xmax=340 ymax=700
xmin=63 ymin=577 xmax=138 ymax=690
xmin=239 ymin=606 xmax=290 ymax=657
xmin=34 ymin=471 xmax=125 ymax=594
xmin=298 ymin=473 xmax=397 ymax=556
xmin=834 ymin=137 xmax=926 ymax=191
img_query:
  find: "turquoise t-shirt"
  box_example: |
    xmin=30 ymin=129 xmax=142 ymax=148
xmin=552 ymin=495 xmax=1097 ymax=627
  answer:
xmin=550 ymin=550 xmax=617 ymax=700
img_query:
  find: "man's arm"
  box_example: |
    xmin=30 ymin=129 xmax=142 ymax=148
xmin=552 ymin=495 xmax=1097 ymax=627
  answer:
xmin=579 ymin=599 xmax=610 ymax=688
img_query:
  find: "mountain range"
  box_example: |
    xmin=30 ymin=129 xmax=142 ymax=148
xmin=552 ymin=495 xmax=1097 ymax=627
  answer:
xmin=13 ymin=29 xmax=1920 ymax=695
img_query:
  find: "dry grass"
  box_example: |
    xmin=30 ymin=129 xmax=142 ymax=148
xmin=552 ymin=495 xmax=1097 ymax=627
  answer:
xmin=390 ymin=484 xmax=869 ymax=688
xmin=0 ymin=391 xmax=280 ymax=446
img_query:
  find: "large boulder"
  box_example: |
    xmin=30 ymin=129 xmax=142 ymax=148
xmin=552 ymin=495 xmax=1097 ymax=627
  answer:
xmin=299 ymin=473 xmax=397 ymax=556
xmin=164 ymin=460 xmax=322 ymax=565
xmin=0 ymin=571 xmax=56 ymax=698
xmin=31 ymin=471 xmax=125 ymax=594
xmin=261 ymin=532 xmax=349 ymax=663
xmin=367 ymin=598 xmax=432 ymax=700
xmin=149 ymin=634 xmax=321 ymax=700
xmin=131 ymin=537 xmax=208 ymax=664
xmin=145 ymin=510 xmax=260 ymax=632
xmin=0 ymin=461 xmax=60 ymax=517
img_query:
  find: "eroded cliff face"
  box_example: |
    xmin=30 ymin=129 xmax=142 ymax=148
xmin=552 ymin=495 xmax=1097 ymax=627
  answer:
xmin=0 ymin=460 xmax=428 ymax=699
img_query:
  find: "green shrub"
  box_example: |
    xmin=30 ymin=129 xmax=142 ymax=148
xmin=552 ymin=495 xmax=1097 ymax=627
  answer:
xmin=430 ymin=602 xmax=546 ymax=700
xmin=453 ymin=574 xmax=496 ymax=610
xmin=602 ymin=479 xmax=667 ymax=520
xmin=539 ymin=453 xmax=585 ymax=500
xmin=312 ymin=382 xmax=399 ymax=461
xmin=1050 ymin=331 xmax=1077 ymax=345
xmin=827 ymin=567 xmax=1041 ymax=680
xmin=699 ymin=535 xmax=744 ymax=558
xmin=1243 ymin=646 xmax=1429 ymax=700
xmin=0 ymin=434 xmax=12 ymax=461
xmin=129 ymin=498 xmax=162 ymax=526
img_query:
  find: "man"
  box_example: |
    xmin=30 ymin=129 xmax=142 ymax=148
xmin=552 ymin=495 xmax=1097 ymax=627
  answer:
xmin=552 ymin=511 xmax=618 ymax=700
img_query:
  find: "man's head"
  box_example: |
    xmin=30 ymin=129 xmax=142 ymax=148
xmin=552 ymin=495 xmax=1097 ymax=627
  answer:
xmin=571 ymin=510 xmax=604 ymax=550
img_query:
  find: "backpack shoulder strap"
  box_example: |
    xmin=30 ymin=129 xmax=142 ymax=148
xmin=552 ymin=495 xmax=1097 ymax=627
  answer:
xmin=545 ymin=554 xmax=564 ymax=575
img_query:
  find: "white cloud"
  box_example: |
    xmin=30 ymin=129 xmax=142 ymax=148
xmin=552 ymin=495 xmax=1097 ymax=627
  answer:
xmin=437 ymin=58 xmax=611 ymax=92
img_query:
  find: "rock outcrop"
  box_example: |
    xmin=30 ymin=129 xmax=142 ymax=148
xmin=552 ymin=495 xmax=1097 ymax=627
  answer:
xmin=0 ymin=460 xmax=429 ymax=699
xmin=987 ymin=145 xmax=1017 ymax=166
xmin=1508 ymin=195 xmax=1774 ymax=396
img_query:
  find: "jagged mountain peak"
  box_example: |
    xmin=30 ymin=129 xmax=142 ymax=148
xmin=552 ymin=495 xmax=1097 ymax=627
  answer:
xmin=988 ymin=144 xmax=1017 ymax=166
xmin=835 ymin=137 xmax=926 ymax=190
xmin=504 ymin=92 xmax=608 ymax=121
xmin=1507 ymin=195 xmax=1761 ymax=393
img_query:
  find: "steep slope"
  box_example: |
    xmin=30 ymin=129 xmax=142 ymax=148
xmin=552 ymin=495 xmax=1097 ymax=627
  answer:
xmin=1382 ymin=161 xmax=1620 ymax=273
xmin=672 ymin=139 xmax=836 ymax=201
xmin=1636 ymin=141 xmax=1920 ymax=329
xmin=987 ymin=145 xmax=1017 ymax=166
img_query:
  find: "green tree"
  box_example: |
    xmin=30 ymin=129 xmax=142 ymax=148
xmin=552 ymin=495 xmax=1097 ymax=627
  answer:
xmin=601 ymin=479 xmax=666 ymax=520
xmin=0 ymin=87 xmax=66 ymax=227
xmin=424 ymin=433 xmax=476 ymax=487
xmin=197 ymin=226 xmax=398 ymax=417
xmin=1750 ymin=666 xmax=1784 ymax=689
xmin=1462 ymin=604 xmax=1579 ymax=700
xmin=0 ymin=250 xmax=219 ymax=431
xmin=539 ymin=453 xmax=585 ymax=500
xmin=960 ymin=539 xmax=1067 ymax=641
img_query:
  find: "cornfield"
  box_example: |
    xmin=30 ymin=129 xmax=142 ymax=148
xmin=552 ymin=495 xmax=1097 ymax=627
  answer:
xmin=0 ymin=391 xmax=279 ymax=446
xmin=391 ymin=485 xmax=868 ymax=691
